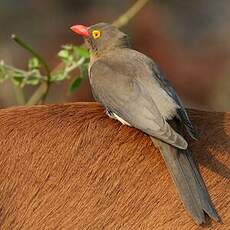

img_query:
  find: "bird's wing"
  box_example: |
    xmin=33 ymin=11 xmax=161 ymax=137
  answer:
xmin=150 ymin=62 xmax=197 ymax=139
xmin=90 ymin=60 xmax=187 ymax=149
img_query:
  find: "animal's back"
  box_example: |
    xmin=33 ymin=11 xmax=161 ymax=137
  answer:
xmin=0 ymin=103 xmax=229 ymax=229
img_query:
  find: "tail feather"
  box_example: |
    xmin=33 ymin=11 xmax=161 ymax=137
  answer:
xmin=186 ymin=151 xmax=220 ymax=220
xmin=151 ymin=137 xmax=220 ymax=224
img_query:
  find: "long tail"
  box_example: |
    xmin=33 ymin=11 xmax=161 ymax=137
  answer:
xmin=150 ymin=137 xmax=220 ymax=225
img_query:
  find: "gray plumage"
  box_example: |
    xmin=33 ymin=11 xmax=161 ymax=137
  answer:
xmin=89 ymin=49 xmax=188 ymax=149
xmin=71 ymin=22 xmax=220 ymax=224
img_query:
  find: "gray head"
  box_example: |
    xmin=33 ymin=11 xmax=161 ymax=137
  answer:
xmin=70 ymin=22 xmax=129 ymax=55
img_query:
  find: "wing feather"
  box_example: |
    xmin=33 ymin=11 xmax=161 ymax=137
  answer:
xmin=90 ymin=60 xmax=187 ymax=149
xmin=150 ymin=62 xmax=197 ymax=139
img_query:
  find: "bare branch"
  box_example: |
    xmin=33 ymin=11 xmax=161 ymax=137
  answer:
xmin=113 ymin=0 xmax=151 ymax=28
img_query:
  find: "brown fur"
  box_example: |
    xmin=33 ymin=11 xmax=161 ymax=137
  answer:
xmin=0 ymin=102 xmax=229 ymax=230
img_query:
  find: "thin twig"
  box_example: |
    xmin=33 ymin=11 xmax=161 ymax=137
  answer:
xmin=26 ymin=82 xmax=47 ymax=106
xmin=25 ymin=58 xmax=86 ymax=106
xmin=11 ymin=35 xmax=51 ymax=78
xmin=11 ymin=0 xmax=150 ymax=106
xmin=113 ymin=0 xmax=151 ymax=28
xmin=11 ymin=34 xmax=51 ymax=103
xmin=2 ymin=62 xmax=28 ymax=75
xmin=12 ymin=84 xmax=26 ymax=105
xmin=65 ymin=57 xmax=85 ymax=74
xmin=3 ymin=63 xmax=43 ymax=81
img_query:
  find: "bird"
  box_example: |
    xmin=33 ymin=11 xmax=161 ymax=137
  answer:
xmin=70 ymin=22 xmax=220 ymax=224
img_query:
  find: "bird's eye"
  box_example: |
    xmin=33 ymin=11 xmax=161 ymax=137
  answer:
xmin=92 ymin=30 xmax=101 ymax=39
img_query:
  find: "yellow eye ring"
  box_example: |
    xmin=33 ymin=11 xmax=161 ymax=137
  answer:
xmin=92 ymin=30 xmax=101 ymax=39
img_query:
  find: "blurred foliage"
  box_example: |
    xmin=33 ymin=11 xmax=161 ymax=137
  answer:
xmin=0 ymin=0 xmax=150 ymax=106
xmin=0 ymin=38 xmax=89 ymax=105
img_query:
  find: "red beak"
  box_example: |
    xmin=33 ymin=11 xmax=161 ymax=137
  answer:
xmin=70 ymin=25 xmax=89 ymax=37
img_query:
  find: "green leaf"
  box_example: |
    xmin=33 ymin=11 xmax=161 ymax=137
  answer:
xmin=26 ymin=75 xmax=40 ymax=85
xmin=62 ymin=44 xmax=73 ymax=50
xmin=74 ymin=46 xmax=90 ymax=58
xmin=51 ymin=70 xmax=67 ymax=82
xmin=58 ymin=50 xmax=69 ymax=60
xmin=28 ymin=57 xmax=40 ymax=70
xmin=69 ymin=77 xmax=82 ymax=92
xmin=11 ymin=73 xmax=24 ymax=86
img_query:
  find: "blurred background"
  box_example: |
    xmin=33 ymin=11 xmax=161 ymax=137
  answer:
xmin=0 ymin=0 xmax=230 ymax=110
